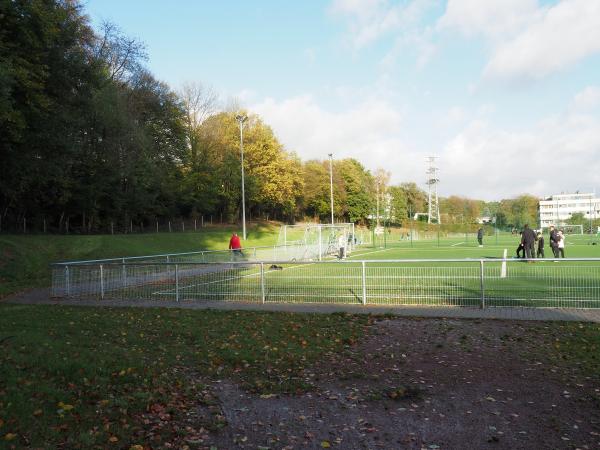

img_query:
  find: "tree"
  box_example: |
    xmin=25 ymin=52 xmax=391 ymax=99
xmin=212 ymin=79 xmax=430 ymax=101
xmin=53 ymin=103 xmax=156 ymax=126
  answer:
xmin=338 ymin=159 xmax=374 ymax=224
xmin=92 ymin=21 xmax=147 ymax=84
xmin=496 ymin=195 xmax=539 ymax=229
xmin=302 ymin=160 xmax=331 ymax=221
xmin=179 ymin=82 xmax=218 ymax=169
xmin=388 ymin=186 xmax=408 ymax=224
xmin=401 ymin=182 xmax=427 ymax=218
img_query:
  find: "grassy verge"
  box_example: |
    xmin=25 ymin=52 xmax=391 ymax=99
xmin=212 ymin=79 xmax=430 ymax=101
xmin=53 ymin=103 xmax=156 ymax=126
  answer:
xmin=0 ymin=304 xmax=370 ymax=449
xmin=0 ymin=223 xmax=279 ymax=297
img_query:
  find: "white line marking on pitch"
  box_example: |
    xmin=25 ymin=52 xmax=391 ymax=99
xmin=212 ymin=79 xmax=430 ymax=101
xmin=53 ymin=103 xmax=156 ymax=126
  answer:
xmin=451 ymin=242 xmax=465 ymax=247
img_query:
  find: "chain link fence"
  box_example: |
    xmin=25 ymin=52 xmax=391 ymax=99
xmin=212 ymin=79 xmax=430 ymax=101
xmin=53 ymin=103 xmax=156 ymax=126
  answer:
xmin=52 ymin=257 xmax=600 ymax=309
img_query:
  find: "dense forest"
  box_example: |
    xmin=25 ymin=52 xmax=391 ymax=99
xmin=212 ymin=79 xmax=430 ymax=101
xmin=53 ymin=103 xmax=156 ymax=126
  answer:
xmin=0 ymin=0 xmax=541 ymax=233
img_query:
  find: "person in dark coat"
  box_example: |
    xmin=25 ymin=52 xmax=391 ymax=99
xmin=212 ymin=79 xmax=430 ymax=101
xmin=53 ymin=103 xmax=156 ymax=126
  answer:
xmin=516 ymin=231 xmax=525 ymax=258
xmin=477 ymin=227 xmax=484 ymax=247
xmin=549 ymin=225 xmax=559 ymax=258
xmin=521 ymin=224 xmax=536 ymax=260
xmin=536 ymin=232 xmax=545 ymax=258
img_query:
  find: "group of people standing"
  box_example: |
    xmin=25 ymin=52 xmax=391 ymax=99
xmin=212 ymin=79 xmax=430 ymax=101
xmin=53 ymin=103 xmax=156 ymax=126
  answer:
xmin=516 ymin=224 xmax=565 ymax=259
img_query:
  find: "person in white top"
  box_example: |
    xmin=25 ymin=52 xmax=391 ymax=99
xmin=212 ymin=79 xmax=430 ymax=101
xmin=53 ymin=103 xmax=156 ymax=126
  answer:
xmin=557 ymin=230 xmax=565 ymax=258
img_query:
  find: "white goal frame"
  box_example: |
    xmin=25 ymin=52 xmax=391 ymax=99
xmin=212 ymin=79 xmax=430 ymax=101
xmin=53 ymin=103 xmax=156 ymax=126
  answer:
xmin=561 ymin=224 xmax=584 ymax=235
xmin=278 ymin=223 xmax=356 ymax=261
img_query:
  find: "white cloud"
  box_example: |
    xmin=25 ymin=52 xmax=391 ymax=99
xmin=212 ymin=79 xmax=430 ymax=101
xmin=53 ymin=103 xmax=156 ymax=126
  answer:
xmin=250 ymin=93 xmax=431 ymax=183
xmin=332 ymin=0 xmax=600 ymax=81
xmin=483 ymin=0 xmax=600 ymax=81
xmin=250 ymin=90 xmax=600 ymax=201
xmin=330 ymin=0 xmax=436 ymax=49
xmin=251 ymin=94 xmax=403 ymax=157
xmin=438 ymin=0 xmax=539 ymax=40
xmin=571 ymin=86 xmax=600 ymax=111
xmin=443 ymin=112 xmax=600 ymax=199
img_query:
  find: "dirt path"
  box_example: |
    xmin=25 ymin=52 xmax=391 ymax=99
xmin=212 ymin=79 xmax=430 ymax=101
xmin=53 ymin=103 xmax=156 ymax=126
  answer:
xmin=188 ymin=318 xmax=599 ymax=449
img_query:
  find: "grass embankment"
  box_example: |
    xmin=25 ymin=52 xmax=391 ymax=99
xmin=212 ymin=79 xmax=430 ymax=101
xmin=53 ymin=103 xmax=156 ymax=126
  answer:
xmin=0 ymin=305 xmax=368 ymax=449
xmin=0 ymin=223 xmax=279 ymax=297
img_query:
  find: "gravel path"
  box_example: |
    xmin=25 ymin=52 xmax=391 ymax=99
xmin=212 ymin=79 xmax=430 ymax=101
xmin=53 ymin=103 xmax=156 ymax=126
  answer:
xmin=4 ymin=288 xmax=600 ymax=322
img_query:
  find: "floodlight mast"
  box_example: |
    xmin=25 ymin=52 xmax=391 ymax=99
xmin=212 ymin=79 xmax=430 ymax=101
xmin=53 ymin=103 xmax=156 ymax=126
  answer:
xmin=236 ymin=114 xmax=248 ymax=240
xmin=426 ymin=156 xmax=440 ymax=224
xmin=328 ymin=153 xmax=334 ymax=224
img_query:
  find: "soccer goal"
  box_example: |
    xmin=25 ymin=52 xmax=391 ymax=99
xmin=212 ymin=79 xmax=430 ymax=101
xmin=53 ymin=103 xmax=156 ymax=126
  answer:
xmin=561 ymin=224 xmax=584 ymax=235
xmin=277 ymin=223 xmax=356 ymax=260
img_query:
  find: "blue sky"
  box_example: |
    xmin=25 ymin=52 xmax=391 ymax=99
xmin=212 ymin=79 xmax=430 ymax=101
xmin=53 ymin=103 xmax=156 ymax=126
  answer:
xmin=86 ymin=0 xmax=600 ymax=200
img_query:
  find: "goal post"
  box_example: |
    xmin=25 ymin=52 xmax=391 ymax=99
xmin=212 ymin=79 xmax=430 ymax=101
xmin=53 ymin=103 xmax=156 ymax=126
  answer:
xmin=277 ymin=223 xmax=357 ymax=261
xmin=561 ymin=224 xmax=584 ymax=235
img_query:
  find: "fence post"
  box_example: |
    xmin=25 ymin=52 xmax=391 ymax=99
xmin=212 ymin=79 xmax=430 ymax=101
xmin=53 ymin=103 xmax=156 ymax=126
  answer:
xmin=65 ymin=265 xmax=70 ymax=297
xmin=479 ymin=259 xmax=485 ymax=309
xmin=122 ymin=258 xmax=127 ymax=287
xmin=175 ymin=263 xmax=179 ymax=302
xmin=100 ymin=264 xmax=105 ymax=300
xmin=318 ymin=227 xmax=322 ymax=261
xmin=361 ymin=261 xmax=367 ymax=305
xmin=260 ymin=262 xmax=265 ymax=304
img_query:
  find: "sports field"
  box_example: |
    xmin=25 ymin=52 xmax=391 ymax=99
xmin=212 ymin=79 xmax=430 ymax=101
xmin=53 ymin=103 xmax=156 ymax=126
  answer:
xmin=54 ymin=232 xmax=600 ymax=309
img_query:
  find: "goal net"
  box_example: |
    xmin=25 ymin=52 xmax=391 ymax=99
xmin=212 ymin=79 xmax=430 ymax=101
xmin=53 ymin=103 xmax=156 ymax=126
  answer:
xmin=277 ymin=223 xmax=356 ymax=260
xmin=561 ymin=224 xmax=584 ymax=235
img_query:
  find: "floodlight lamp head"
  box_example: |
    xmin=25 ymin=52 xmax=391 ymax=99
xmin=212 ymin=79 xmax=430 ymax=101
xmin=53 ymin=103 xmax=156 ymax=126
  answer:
xmin=235 ymin=114 xmax=248 ymax=123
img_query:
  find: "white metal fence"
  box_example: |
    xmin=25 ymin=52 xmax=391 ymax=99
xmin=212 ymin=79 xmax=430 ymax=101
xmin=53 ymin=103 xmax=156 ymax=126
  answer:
xmin=51 ymin=258 xmax=600 ymax=309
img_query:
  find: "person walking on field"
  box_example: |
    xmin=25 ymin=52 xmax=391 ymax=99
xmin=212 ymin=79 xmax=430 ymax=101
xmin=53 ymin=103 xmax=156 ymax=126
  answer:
xmin=477 ymin=227 xmax=484 ymax=247
xmin=521 ymin=224 xmax=536 ymax=261
xmin=557 ymin=229 xmax=566 ymax=258
xmin=229 ymin=232 xmax=243 ymax=260
xmin=536 ymin=232 xmax=545 ymax=258
xmin=516 ymin=231 xmax=525 ymax=258
xmin=549 ymin=225 xmax=559 ymax=258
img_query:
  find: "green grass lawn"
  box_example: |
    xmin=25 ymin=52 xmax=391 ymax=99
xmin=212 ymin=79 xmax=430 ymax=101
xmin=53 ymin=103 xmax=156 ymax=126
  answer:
xmin=0 ymin=223 xmax=279 ymax=297
xmin=0 ymin=304 xmax=369 ymax=448
xmin=4 ymin=229 xmax=600 ymax=306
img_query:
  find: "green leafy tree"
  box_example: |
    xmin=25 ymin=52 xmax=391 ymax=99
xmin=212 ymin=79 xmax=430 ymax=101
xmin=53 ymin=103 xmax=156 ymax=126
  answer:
xmin=338 ymin=159 xmax=374 ymax=224
xmin=388 ymin=186 xmax=408 ymax=224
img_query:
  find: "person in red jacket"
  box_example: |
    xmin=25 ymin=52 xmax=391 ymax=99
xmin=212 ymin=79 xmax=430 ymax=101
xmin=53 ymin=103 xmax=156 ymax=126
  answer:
xmin=229 ymin=232 xmax=243 ymax=259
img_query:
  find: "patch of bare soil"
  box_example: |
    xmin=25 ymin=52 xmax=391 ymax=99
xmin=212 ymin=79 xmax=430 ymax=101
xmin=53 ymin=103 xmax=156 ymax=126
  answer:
xmin=190 ymin=318 xmax=600 ymax=449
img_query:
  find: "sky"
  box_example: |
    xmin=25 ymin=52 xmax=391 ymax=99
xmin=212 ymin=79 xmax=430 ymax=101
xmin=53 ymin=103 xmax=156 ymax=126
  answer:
xmin=85 ymin=0 xmax=600 ymax=201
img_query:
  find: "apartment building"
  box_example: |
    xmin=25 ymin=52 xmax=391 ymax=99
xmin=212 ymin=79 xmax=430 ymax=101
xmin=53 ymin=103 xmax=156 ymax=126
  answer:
xmin=539 ymin=192 xmax=600 ymax=229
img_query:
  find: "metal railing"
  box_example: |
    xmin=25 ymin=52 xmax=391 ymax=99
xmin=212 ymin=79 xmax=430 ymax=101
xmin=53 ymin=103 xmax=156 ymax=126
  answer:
xmin=51 ymin=258 xmax=600 ymax=309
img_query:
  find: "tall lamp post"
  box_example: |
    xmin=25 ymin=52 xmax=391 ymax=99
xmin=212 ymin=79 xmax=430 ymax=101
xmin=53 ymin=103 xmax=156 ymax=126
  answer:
xmin=328 ymin=153 xmax=334 ymax=224
xmin=236 ymin=114 xmax=248 ymax=240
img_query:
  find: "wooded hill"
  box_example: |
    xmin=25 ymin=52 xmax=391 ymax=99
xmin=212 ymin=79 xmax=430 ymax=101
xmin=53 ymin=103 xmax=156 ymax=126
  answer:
xmin=0 ymin=1 xmax=541 ymax=233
